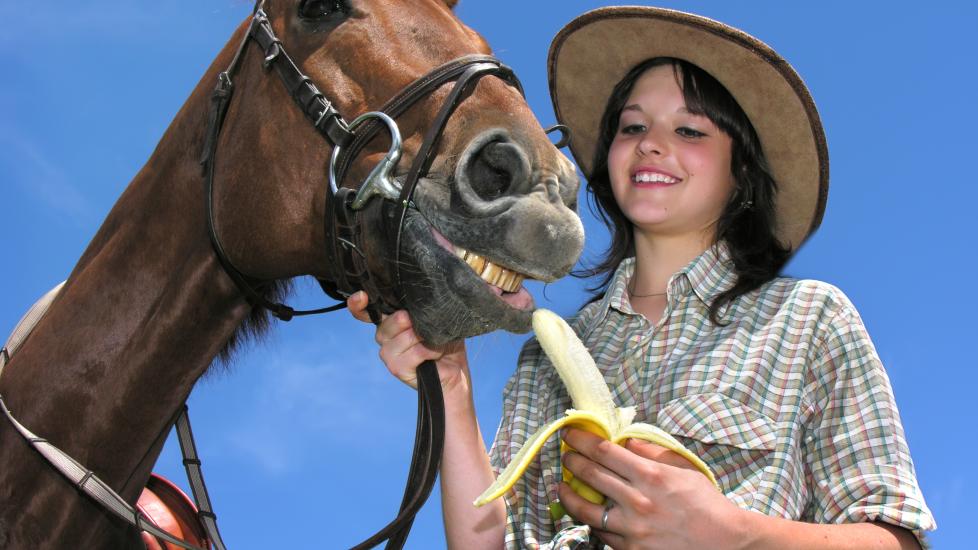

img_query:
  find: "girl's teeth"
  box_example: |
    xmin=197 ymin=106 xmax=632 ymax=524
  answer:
xmin=453 ymin=245 xmax=526 ymax=293
xmin=632 ymin=172 xmax=678 ymax=183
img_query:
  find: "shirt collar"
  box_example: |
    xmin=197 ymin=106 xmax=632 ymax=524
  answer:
xmin=684 ymin=242 xmax=738 ymax=306
xmin=588 ymin=242 xmax=738 ymax=328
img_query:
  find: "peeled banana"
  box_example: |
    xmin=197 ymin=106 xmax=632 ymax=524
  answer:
xmin=474 ymin=308 xmax=718 ymax=511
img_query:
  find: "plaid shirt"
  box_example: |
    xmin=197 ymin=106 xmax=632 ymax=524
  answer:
xmin=488 ymin=244 xmax=935 ymax=549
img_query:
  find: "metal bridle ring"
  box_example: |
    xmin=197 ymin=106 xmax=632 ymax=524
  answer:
xmin=328 ymin=111 xmax=403 ymax=210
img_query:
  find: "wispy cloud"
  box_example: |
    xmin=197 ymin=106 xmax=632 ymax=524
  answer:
xmin=221 ymin=343 xmax=415 ymax=477
xmin=0 ymin=131 xmax=94 ymax=224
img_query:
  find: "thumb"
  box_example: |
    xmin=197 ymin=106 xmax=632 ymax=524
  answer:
xmin=346 ymin=291 xmax=372 ymax=323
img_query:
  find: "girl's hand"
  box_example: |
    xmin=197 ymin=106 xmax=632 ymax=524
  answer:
xmin=346 ymin=291 xmax=470 ymax=395
xmin=557 ymin=428 xmax=749 ymax=550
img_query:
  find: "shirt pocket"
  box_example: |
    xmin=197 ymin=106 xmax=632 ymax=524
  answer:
xmin=655 ymin=393 xmax=777 ymax=493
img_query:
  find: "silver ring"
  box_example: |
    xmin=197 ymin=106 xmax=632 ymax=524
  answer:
xmin=328 ymin=111 xmax=403 ymax=210
xmin=600 ymin=500 xmax=615 ymax=531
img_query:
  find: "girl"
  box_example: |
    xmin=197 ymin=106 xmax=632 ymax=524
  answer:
xmin=349 ymin=6 xmax=934 ymax=549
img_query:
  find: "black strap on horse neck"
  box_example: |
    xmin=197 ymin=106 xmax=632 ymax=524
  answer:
xmin=200 ymin=9 xmax=355 ymax=322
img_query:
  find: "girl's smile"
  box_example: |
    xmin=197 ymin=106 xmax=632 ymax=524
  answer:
xmin=630 ymin=166 xmax=682 ymax=186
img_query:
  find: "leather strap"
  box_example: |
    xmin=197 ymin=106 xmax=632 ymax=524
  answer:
xmin=249 ymin=11 xmax=354 ymax=149
xmin=348 ymin=360 xmax=444 ymax=550
xmin=391 ymin=61 xmax=521 ymax=299
xmin=199 ymin=9 xmax=349 ymax=321
xmin=174 ymin=406 xmax=227 ymax=550
xmin=0 ymin=393 xmax=208 ymax=550
xmin=331 ymin=54 xmax=520 ymax=189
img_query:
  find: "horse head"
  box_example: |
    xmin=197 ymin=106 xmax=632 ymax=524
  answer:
xmin=209 ymin=0 xmax=584 ymax=344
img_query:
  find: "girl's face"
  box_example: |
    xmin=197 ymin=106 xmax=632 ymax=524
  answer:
xmin=608 ymin=65 xmax=735 ymax=243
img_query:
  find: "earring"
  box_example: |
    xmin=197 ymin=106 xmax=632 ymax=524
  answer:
xmin=738 ymin=182 xmax=754 ymax=211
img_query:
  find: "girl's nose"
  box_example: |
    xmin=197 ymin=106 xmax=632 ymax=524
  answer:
xmin=637 ymin=130 xmax=664 ymax=157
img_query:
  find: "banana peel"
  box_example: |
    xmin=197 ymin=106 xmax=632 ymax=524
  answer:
xmin=474 ymin=309 xmax=718 ymax=513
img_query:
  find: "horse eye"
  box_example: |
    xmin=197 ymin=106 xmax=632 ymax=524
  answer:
xmin=298 ymin=0 xmax=347 ymax=20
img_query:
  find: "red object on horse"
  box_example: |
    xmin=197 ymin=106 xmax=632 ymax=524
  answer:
xmin=137 ymin=474 xmax=210 ymax=550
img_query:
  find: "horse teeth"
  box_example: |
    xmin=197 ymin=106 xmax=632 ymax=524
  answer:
xmin=502 ymin=271 xmax=515 ymax=291
xmin=497 ymin=270 xmax=509 ymax=290
xmin=509 ymin=275 xmax=525 ymax=292
xmin=481 ymin=262 xmax=500 ymax=284
xmin=456 ymin=248 xmax=524 ymax=292
xmin=467 ymin=254 xmax=487 ymax=273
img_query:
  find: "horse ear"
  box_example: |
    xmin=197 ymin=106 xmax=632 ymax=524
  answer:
xmin=443 ymin=0 xmax=458 ymax=9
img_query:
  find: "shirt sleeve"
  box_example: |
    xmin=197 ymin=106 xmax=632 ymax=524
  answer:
xmin=802 ymin=288 xmax=935 ymax=543
xmin=488 ymin=336 xmax=562 ymax=549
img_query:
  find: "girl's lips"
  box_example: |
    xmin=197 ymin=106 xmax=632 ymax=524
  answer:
xmin=631 ymin=166 xmax=682 ymax=187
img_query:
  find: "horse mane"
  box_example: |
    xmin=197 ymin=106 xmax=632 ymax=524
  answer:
xmin=213 ymin=278 xmax=293 ymax=370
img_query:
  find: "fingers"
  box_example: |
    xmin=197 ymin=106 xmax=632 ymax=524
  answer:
xmin=562 ymin=448 xmax=633 ymax=506
xmin=563 ymin=428 xmax=646 ymax=486
xmin=379 ymin=315 xmax=436 ymax=362
xmin=624 ymin=438 xmax=703 ymax=471
xmin=374 ymin=310 xmax=441 ymax=389
xmin=557 ymin=482 xmax=626 ymax=542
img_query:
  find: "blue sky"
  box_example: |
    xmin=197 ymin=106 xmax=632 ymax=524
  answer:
xmin=1 ymin=1 xmax=975 ymax=548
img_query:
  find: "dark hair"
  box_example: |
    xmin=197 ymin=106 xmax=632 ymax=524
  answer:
xmin=577 ymin=57 xmax=790 ymax=325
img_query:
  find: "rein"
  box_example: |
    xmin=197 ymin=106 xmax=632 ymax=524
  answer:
xmin=2 ymin=3 xmax=526 ymax=550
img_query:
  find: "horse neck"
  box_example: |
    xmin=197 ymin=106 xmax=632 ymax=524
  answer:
xmin=0 ymin=24 xmax=254 ymax=536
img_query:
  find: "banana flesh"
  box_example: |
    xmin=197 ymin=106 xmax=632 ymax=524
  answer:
xmin=474 ymin=309 xmax=718 ymax=508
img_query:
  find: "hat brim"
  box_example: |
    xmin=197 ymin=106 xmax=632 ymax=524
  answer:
xmin=548 ymin=6 xmax=829 ymax=251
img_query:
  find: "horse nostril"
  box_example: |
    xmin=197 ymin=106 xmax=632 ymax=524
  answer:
xmin=465 ymin=140 xmax=526 ymax=202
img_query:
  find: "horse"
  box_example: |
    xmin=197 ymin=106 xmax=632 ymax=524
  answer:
xmin=0 ymin=1 xmax=584 ymax=548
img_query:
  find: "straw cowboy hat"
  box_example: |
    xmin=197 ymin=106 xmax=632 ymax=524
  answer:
xmin=549 ymin=6 xmax=829 ymax=251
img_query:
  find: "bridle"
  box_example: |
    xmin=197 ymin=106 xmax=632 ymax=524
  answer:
xmin=200 ymin=1 xmax=526 ymax=548
xmin=0 ymin=2 xmax=535 ymax=550
xmin=202 ymin=2 xmax=523 ymax=324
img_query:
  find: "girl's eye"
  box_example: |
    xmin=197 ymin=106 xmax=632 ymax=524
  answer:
xmin=619 ymin=123 xmax=646 ymax=135
xmin=676 ymin=126 xmax=706 ymax=138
